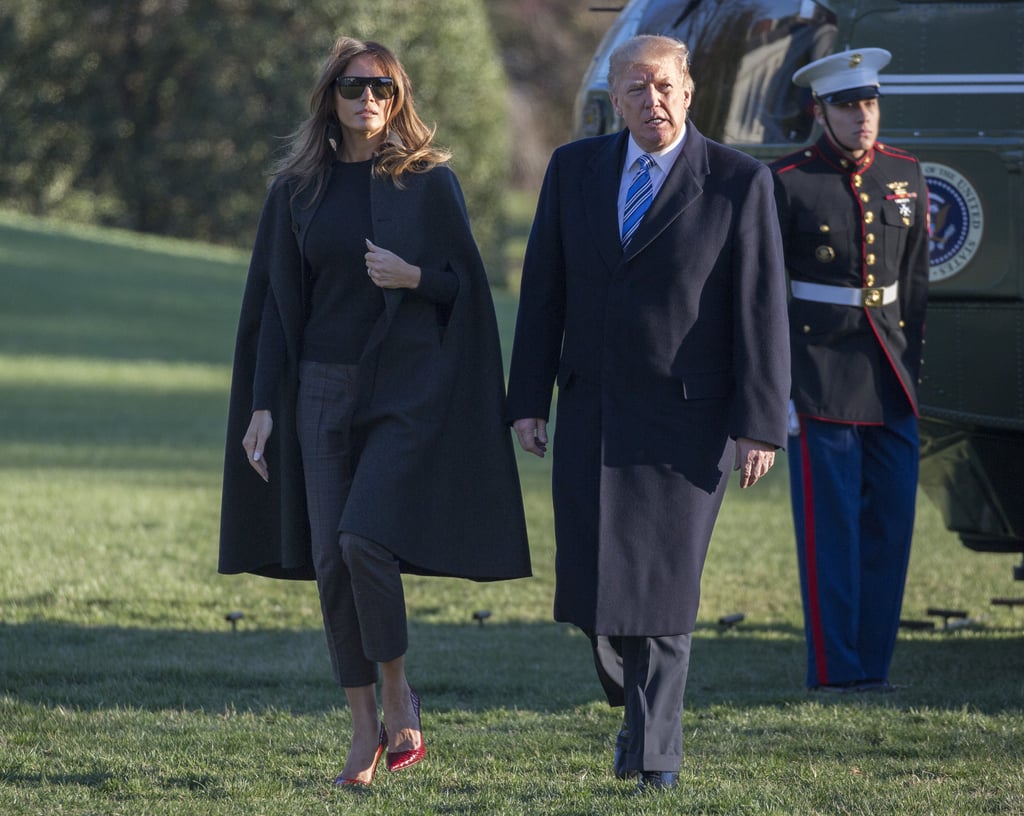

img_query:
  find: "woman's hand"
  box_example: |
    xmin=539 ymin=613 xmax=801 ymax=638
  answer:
xmin=365 ymin=239 xmax=421 ymax=289
xmin=242 ymin=410 xmax=273 ymax=482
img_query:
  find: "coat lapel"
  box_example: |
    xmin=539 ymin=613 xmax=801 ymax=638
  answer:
xmin=363 ymin=173 xmax=407 ymax=356
xmin=582 ymin=131 xmax=629 ymax=272
xmin=622 ymin=125 xmax=710 ymax=261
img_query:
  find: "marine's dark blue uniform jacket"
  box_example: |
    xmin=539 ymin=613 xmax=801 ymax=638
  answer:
xmin=771 ymin=136 xmax=929 ymax=422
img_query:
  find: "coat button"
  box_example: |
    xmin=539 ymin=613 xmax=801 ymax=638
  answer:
xmin=819 ymin=224 xmax=830 ymax=233
xmin=860 ymin=193 xmax=870 ymax=203
xmin=864 ymin=212 xmax=875 ymax=224
xmin=803 ymin=325 xmax=811 ymax=333
xmin=866 ymin=273 xmax=875 ymax=286
xmin=866 ymin=233 xmax=876 ymax=244
xmin=866 ymin=253 xmax=876 ymax=265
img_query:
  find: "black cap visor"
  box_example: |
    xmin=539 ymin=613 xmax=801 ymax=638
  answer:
xmin=821 ymin=84 xmax=881 ymax=105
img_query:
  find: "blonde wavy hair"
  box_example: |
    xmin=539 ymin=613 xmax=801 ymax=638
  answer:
xmin=271 ymin=37 xmax=451 ymax=200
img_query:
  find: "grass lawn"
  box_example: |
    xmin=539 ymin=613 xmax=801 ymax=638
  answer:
xmin=1 ymin=209 xmax=1022 ymax=815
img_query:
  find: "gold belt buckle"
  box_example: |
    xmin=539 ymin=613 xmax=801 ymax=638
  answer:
xmin=862 ymin=287 xmax=883 ymax=307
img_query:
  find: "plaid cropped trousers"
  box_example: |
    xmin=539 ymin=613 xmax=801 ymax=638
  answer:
xmin=295 ymin=360 xmax=408 ymax=687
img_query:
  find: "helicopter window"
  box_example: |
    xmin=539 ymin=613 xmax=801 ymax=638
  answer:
xmin=637 ymin=0 xmax=838 ymax=145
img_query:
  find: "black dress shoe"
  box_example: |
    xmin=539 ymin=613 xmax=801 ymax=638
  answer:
xmin=860 ymin=680 xmax=900 ymax=693
xmin=613 ymin=722 xmax=637 ymax=779
xmin=636 ymin=771 xmax=679 ymax=792
xmin=811 ymin=679 xmax=900 ymax=694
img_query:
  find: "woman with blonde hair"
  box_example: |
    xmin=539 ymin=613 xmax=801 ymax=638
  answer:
xmin=219 ymin=36 xmax=530 ymax=788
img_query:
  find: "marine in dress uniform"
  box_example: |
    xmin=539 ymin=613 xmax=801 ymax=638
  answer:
xmin=770 ymin=48 xmax=929 ymax=692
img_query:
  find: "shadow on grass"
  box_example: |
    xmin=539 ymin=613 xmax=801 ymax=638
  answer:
xmin=2 ymin=618 xmax=1021 ymax=716
xmin=0 ymin=384 xmax=229 ymax=468
xmin=0 ymin=220 xmax=244 ymax=367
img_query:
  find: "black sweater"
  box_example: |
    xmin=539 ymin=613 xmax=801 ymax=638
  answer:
xmin=252 ymin=160 xmax=458 ymax=410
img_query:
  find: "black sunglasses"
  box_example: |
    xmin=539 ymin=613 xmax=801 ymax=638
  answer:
xmin=334 ymin=76 xmax=396 ymax=100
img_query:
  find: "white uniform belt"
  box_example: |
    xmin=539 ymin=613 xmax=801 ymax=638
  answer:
xmin=790 ymin=279 xmax=898 ymax=308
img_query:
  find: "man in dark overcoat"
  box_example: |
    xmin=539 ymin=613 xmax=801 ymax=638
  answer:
xmin=770 ymin=49 xmax=929 ymax=693
xmin=505 ymin=35 xmax=790 ymax=791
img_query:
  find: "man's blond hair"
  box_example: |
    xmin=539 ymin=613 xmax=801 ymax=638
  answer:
xmin=607 ymin=35 xmax=695 ymax=96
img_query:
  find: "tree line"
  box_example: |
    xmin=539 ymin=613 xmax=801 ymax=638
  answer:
xmin=0 ymin=0 xmax=511 ymax=276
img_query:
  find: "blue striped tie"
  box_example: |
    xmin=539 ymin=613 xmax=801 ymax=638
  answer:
xmin=621 ymin=153 xmax=655 ymax=247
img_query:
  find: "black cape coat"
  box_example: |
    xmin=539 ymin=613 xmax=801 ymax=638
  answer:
xmin=506 ymin=126 xmax=790 ymax=636
xmin=219 ymin=163 xmax=531 ymax=582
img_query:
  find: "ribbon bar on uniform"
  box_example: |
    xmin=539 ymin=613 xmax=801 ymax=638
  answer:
xmin=791 ymin=279 xmax=898 ymax=308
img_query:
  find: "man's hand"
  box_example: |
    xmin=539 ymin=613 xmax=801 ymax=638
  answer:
xmin=242 ymin=410 xmax=273 ymax=482
xmin=513 ymin=417 xmax=548 ymax=457
xmin=734 ymin=437 xmax=775 ymax=488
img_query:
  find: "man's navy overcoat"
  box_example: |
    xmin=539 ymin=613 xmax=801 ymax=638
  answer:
xmin=506 ymin=125 xmax=790 ymax=636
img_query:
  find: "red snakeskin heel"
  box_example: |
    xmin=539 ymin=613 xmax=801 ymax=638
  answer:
xmin=334 ymin=723 xmax=387 ymax=787
xmin=385 ymin=688 xmax=425 ymax=772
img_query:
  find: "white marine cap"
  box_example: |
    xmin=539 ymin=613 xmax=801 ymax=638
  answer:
xmin=792 ymin=48 xmax=892 ymax=104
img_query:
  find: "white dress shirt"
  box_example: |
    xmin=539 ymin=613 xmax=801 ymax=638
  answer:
xmin=617 ymin=126 xmax=688 ymax=236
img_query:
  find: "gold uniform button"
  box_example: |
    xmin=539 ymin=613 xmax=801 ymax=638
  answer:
xmin=816 ymin=245 xmax=837 ymax=263
xmin=803 ymin=325 xmax=811 ymax=333
xmin=866 ymin=274 xmax=876 ymax=286
xmin=899 ymin=319 xmax=906 ymax=328
xmin=853 ymin=175 xmax=863 ymax=187
xmin=866 ymin=233 xmax=876 ymax=244
xmin=860 ymin=193 xmax=870 ymax=203
xmin=820 ymin=224 xmax=830 ymax=233
xmin=804 ymin=150 xmax=813 ymax=157
xmin=864 ymin=211 xmax=875 ymax=224
xmin=866 ymin=253 xmax=877 ymax=265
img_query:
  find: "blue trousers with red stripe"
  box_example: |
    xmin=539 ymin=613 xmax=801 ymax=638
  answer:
xmin=788 ymin=408 xmax=918 ymax=688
